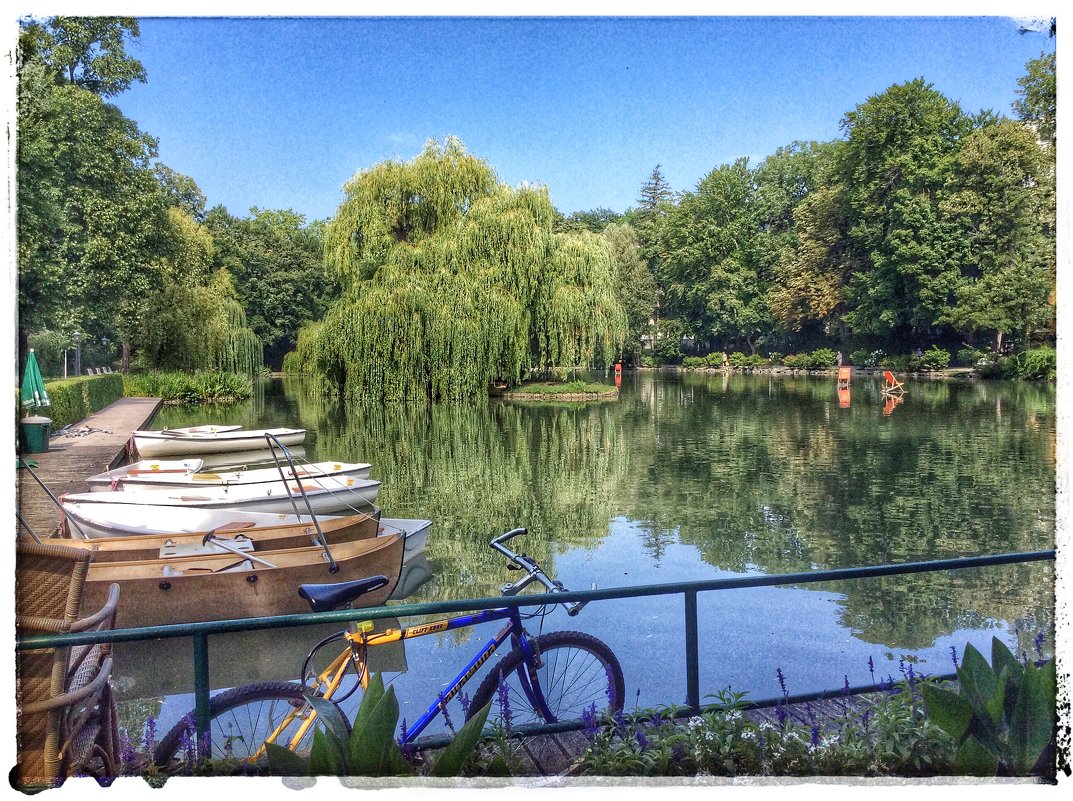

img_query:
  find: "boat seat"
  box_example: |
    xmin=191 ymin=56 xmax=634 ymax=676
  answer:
xmin=299 ymin=575 xmax=391 ymax=613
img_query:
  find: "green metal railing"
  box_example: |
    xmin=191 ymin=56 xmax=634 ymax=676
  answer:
xmin=16 ymin=549 xmax=1055 ymax=749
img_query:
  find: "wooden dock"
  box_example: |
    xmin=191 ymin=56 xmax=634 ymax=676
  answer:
xmin=16 ymin=397 xmax=162 ymax=539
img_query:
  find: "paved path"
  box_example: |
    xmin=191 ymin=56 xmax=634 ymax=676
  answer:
xmin=16 ymin=397 xmax=162 ymax=539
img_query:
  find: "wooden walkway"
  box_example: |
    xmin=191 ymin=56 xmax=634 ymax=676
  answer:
xmin=16 ymin=397 xmax=162 ymax=539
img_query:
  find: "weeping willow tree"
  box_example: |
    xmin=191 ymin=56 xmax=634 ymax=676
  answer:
xmin=138 ymin=268 xmax=263 ymax=373
xmin=289 ymin=137 xmax=626 ymax=401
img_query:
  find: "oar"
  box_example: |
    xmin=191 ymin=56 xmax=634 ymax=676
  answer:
xmin=201 ymin=531 xmax=278 ymax=568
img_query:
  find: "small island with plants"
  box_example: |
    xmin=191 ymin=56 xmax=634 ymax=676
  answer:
xmin=501 ymin=379 xmax=619 ymax=401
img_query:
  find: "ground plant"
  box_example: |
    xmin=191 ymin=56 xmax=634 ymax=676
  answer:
xmin=577 ymin=640 xmax=1059 ymax=779
xmin=122 ymin=370 xmax=253 ymax=404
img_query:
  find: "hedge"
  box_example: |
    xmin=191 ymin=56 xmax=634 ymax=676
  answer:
xmin=16 ymin=373 xmax=125 ymax=429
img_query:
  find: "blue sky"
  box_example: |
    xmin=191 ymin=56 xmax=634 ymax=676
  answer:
xmin=98 ymin=11 xmax=1056 ymax=223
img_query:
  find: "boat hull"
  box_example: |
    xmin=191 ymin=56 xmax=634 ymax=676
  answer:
xmin=61 ymin=476 xmax=381 ymax=517
xmin=83 ymin=532 xmax=405 ymax=628
xmin=61 ymin=502 xmax=349 ymax=539
xmin=56 ymin=512 xmax=381 ymax=562
xmin=132 ymin=427 xmax=306 ymax=458
xmin=86 ymin=460 xmax=372 ymax=492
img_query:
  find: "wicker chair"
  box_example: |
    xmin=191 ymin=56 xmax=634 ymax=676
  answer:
xmin=14 ymin=541 xmax=121 ymax=790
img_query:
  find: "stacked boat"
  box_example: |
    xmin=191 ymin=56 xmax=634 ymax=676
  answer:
xmin=49 ymin=424 xmax=434 ymax=628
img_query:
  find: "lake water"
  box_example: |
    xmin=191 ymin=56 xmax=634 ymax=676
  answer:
xmin=117 ymin=371 xmax=1056 ymax=739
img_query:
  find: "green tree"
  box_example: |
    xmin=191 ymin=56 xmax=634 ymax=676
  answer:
xmin=653 ymin=158 xmax=770 ymax=353
xmin=1013 ymin=52 xmax=1056 ymax=149
xmin=16 ymin=16 xmax=174 ymax=369
xmin=636 ymin=164 xmax=675 ymax=221
xmin=203 ymin=207 xmax=338 ymax=369
xmin=290 ymin=138 xmax=626 ymax=400
xmin=556 ymin=207 xmax=624 ymax=234
xmin=30 ymin=16 xmax=147 ymax=97
xmin=755 ymin=141 xmax=847 ymax=347
xmin=940 ymin=120 xmax=1054 ymax=350
xmin=603 ymin=222 xmax=657 ymax=364
xmin=838 ymin=79 xmax=973 ymax=345
xmin=155 ymin=164 xmax=208 ymax=221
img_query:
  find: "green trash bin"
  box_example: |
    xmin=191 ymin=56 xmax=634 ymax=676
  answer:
xmin=20 ymin=415 xmax=52 ymax=454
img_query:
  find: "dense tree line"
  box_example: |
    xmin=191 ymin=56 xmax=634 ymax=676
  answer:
xmin=17 ymin=16 xmax=1055 ymax=384
xmin=16 ymin=17 xmax=333 ymax=376
xmin=574 ymin=60 xmax=1056 ymax=364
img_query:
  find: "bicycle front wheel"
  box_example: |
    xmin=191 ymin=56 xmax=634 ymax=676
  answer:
xmin=467 ymin=631 xmax=624 ymax=728
xmin=153 ymin=681 xmax=347 ymax=770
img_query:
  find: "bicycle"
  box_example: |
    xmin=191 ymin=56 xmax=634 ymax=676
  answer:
xmin=153 ymin=527 xmax=625 ymax=766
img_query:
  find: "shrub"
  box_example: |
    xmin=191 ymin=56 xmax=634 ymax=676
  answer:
xmin=123 ymin=371 xmax=253 ymax=404
xmin=808 ymin=348 xmax=837 ymax=369
xmin=26 ymin=373 xmax=125 ymax=428
xmin=682 ymin=356 xmax=707 ymax=368
xmin=1010 ymin=346 xmax=1056 ymax=380
xmin=955 ymin=346 xmax=987 ymax=367
xmin=910 ymin=347 xmax=951 ymax=372
xmin=881 ymin=354 xmax=911 ymax=372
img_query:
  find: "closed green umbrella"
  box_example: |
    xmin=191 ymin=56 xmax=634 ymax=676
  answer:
xmin=20 ymin=349 xmax=50 ymax=410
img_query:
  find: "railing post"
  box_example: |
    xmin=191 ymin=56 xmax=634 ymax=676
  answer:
xmin=684 ymin=590 xmax=700 ymax=712
xmin=193 ymin=633 xmax=211 ymax=744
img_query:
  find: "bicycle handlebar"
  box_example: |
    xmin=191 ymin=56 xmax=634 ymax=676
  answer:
xmin=489 ymin=528 xmax=591 ymax=616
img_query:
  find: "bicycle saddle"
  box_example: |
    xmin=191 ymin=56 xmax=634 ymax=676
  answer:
xmin=298 ymin=575 xmax=390 ymax=612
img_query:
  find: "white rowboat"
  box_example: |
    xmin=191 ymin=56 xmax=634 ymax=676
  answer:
xmin=131 ymin=427 xmax=306 ymax=458
xmin=86 ymin=460 xmax=372 ymax=492
xmin=61 ymin=501 xmax=346 ymax=540
xmin=61 ymin=475 xmax=379 ymax=516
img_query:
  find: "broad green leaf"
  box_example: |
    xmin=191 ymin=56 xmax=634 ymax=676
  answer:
xmin=306 ymin=693 xmax=350 ymax=754
xmin=954 ymin=735 xmax=998 ymax=776
xmin=922 ymin=683 xmax=973 ymax=738
xmin=349 ymin=685 xmax=410 ymax=775
xmin=351 ymin=673 xmax=387 ymax=735
xmin=991 ymin=637 xmax=1023 ymax=688
xmin=265 ymin=741 xmax=311 ymax=776
xmin=429 ymin=699 xmax=493 ymax=777
xmin=309 ymin=727 xmax=343 ymax=775
xmin=1009 ymin=663 xmax=1056 ymax=775
xmin=959 ymin=644 xmax=1001 ymax=723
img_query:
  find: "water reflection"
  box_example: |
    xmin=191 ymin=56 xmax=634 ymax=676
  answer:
xmin=136 ymin=372 xmax=1054 ymax=727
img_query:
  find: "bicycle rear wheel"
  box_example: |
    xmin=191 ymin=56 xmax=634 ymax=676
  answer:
xmin=153 ymin=681 xmax=347 ymax=770
xmin=467 ymin=631 xmax=624 ymax=728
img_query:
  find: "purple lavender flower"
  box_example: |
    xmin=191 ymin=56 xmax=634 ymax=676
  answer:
xmin=143 ymin=715 xmax=158 ymax=755
xmin=582 ymin=703 xmax=600 ymax=739
xmin=776 ymin=667 xmax=788 ymax=698
xmin=1021 ymin=650 xmax=1029 ymax=666
xmin=399 ymin=719 xmax=414 ymax=761
xmin=635 ymin=728 xmax=650 ymax=752
xmin=671 ymin=742 xmax=686 ymax=762
xmin=810 ymin=724 xmax=820 ymax=748
xmin=867 ymin=656 xmax=875 ymax=684
xmin=459 ymin=692 xmax=472 ymax=718
xmin=177 ymin=715 xmax=195 ymax=769
xmin=1033 ymin=629 xmax=1048 ymax=659
xmin=861 ymin=709 xmax=871 ymax=730
xmin=776 ymin=705 xmax=788 ymax=727
xmin=438 ymin=692 xmax=456 ymax=734
xmin=120 ymin=730 xmax=136 ymax=774
xmin=949 ymin=646 xmax=960 ymax=670
xmin=496 ymin=675 xmax=513 ymax=732
xmin=843 ymin=675 xmax=850 ymax=696
xmin=650 ymin=710 xmax=665 ymax=728
xmin=612 ymin=709 xmax=627 ymax=734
